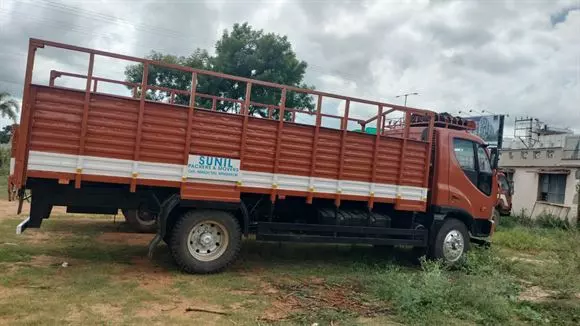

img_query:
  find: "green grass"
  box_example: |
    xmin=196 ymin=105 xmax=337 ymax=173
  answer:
xmin=0 ymin=208 xmax=578 ymax=325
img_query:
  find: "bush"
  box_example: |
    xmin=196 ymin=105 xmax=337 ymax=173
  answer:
xmin=0 ymin=146 xmax=10 ymax=175
xmin=535 ymin=213 xmax=572 ymax=230
xmin=499 ymin=209 xmax=574 ymax=231
xmin=368 ymin=253 xmax=520 ymax=324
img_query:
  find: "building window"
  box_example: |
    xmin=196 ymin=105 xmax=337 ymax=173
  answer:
xmin=509 ymin=152 xmax=514 ymax=159
xmin=521 ymin=151 xmax=528 ymax=159
xmin=533 ymin=151 xmax=541 ymax=159
xmin=537 ymin=174 xmax=566 ymax=204
xmin=547 ymin=150 xmax=554 ymax=158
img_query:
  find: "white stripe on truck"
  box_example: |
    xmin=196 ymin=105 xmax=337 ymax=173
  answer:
xmin=26 ymin=150 xmax=428 ymax=202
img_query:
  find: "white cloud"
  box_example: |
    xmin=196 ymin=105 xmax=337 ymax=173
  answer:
xmin=0 ymin=0 xmax=578 ymax=133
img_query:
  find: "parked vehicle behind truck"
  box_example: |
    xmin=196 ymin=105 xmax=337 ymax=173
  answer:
xmin=9 ymin=39 xmax=498 ymax=274
xmin=496 ymin=170 xmax=513 ymax=217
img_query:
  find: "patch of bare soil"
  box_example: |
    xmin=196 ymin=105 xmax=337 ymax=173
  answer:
xmin=0 ymin=285 xmax=28 ymax=300
xmin=96 ymin=232 xmax=153 ymax=246
xmin=135 ymin=300 xmax=228 ymax=325
xmin=518 ymin=286 xmax=556 ymax=302
xmin=116 ymin=257 xmax=173 ymax=291
xmin=92 ymin=303 xmax=124 ymax=321
xmin=22 ymin=230 xmax=74 ymax=244
xmin=260 ymin=277 xmax=390 ymax=322
xmin=0 ymin=199 xmax=66 ymax=219
xmin=509 ymin=252 xmax=556 ymax=266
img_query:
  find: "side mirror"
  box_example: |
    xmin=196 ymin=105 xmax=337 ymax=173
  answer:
xmin=490 ymin=147 xmax=499 ymax=170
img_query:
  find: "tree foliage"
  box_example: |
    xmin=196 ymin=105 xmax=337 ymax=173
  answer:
xmin=0 ymin=92 xmax=19 ymax=123
xmin=0 ymin=125 xmax=12 ymax=144
xmin=125 ymin=23 xmax=314 ymax=117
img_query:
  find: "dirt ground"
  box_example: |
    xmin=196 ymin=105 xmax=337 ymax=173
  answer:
xmin=0 ymin=199 xmax=400 ymax=325
xmin=1 ymin=198 xmax=578 ymax=325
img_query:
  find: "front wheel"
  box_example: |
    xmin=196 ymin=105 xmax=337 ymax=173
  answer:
xmin=430 ymin=218 xmax=470 ymax=265
xmin=169 ymin=210 xmax=241 ymax=274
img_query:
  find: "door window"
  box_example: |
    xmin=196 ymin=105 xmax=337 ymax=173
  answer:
xmin=453 ymin=138 xmax=493 ymax=196
xmin=453 ymin=139 xmax=477 ymax=186
xmin=476 ymin=146 xmax=493 ymax=195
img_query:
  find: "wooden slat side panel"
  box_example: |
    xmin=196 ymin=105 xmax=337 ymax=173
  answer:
xmin=26 ymin=86 xmax=429 ymax=195
xmin=139 ymin=103 xmax=187 ymax=164
xmin=190 ymin=110 xmax=243 ymax=158
xmin=278 ymin=124 xmax=314 ymax=176
xmin=402 ymin=140 xmax=429 ymax=187
xmin=85 ymin=94 xmax=139 ymax=160
xmin=314 ymin=129 xmax=341 ymax=179
xmin=342 ymin=132 xmax=373 ymax=182
xmin=181 ymin=182 xmax=240 ymax=202
xmin=375 ymin=137 xmax=403 ymax=184
xmin=242 ymin=118 xmax=277 ymax=173
xmin=29 ymin=87 xmax=83 ymax=155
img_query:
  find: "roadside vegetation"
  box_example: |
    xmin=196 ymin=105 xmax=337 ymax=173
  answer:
xmin=0 ymin=202 xmax=578 ymax=325
xmin=0 ymin=155 xmax=577 ymax=325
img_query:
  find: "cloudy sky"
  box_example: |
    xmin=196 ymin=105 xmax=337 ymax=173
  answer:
xmin=0 ymin=0 xmax=579 ymax=134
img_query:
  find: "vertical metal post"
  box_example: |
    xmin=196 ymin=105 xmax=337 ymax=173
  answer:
xmin=307 ymin=95 xmax=323 ymax=204
xmin=75 ymin=53 xmax=95 ymax=189
xmin=395 ymin=111 xmax=411 ymax=208
xmin=271 ymin=88 xmax=287 ymax=202
xmin=49 ymin=70 xmax=56 ymax=87
xmin=181 ymin=72 xmax=197 ymax=189
xmin=422 ymin=113 xmax=435 ymax=190
xmin=14 ymin=40 xmax=40 ymax=189
xmin=239 ymin=82 xmax=252 ymax=179
xmin=369 ymin=105 xmax=383 ymax=209
xmin=130 ymin=62 xmax=149 ymax=192
xmin=336 ymin=100 xmax=350 ymax=207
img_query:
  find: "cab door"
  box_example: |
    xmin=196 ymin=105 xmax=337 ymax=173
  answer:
xmin=449 ymin=138 xmax=496 ymax=219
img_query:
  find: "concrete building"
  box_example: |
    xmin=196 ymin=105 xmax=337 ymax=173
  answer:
xmin=500 ymin=134 xmax=580 ymax=223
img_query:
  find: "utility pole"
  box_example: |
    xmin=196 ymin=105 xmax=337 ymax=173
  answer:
xmin=396 ymin=92 xmax=419 ymax=107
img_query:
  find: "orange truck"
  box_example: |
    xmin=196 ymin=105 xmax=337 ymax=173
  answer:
xmin=9 ymin=39 xmax=498 ymax=273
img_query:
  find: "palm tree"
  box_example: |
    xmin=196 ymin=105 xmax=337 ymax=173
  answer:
xmin=0 ymin=92 xmax=19 ymax=123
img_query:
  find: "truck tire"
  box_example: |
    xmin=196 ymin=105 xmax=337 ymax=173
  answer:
xmin=430 ymin=218 xmax=470 ymax=265
xmin=169 ymin=210 xmax=241 ymax=274
xmin=122 ymin=209 xmax=157 ymax=233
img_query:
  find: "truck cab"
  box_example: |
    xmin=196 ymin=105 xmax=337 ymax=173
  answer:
xmin=430 ymin=127 xmax=498 ymax=236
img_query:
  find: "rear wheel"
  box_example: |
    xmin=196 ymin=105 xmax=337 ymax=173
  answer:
xmin=169 ymin=210 xmax=241 ymax=274
xmin=430 ymin=218 xmax=470 ymax=265
xmin=122 ymin=208 xmax=157 ymax=233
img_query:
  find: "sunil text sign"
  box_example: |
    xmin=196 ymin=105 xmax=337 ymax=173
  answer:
xmin=187 ymin=155 xmax=241 ymax=182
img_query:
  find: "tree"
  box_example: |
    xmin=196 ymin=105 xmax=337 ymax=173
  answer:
xmin=125 ymin=23 xmax=314 ymax=118
xmin=0 ymin=92 xmax=19 ymax=123
xmin=0 ymin=125 xmax=12 ymax=144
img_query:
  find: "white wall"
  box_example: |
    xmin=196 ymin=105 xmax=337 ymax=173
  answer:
xmin=564 ymin=170 xmax=579 ymax=222
xmin=510 ymin=167 xmax=579 ymax=223
xmin=511 ymin=168 xmax=539 ymax=216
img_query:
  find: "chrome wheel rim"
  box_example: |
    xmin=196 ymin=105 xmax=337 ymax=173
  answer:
xmin=443 ymin=230 xmax=464 ymax=262
xmin=187 ymin=220 xmax=229 ymax=262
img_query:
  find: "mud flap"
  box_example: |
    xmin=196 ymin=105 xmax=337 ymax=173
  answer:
xmin=148 ymin=194 xmax=180 ymax=258
xmin=24 ymin=196 xmax=53 ymax=230
xmin=16 ymin=216 xmax=30 ymax=234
